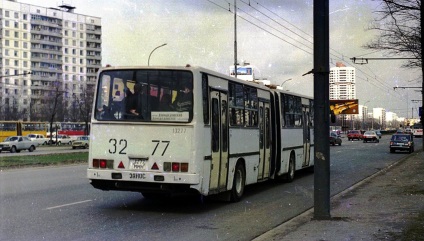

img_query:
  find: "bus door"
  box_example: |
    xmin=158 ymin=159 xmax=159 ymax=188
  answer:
xmin=302 ymin=104 xmax=311 ymax=167
xmin=209 ymin=90 xmax=229 ymax=192
xmin=258 ymin=102 xmax=271 ymax=180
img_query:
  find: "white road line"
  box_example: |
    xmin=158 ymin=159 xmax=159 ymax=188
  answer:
xmin=45 ymin=200 xmax=92 ymax=210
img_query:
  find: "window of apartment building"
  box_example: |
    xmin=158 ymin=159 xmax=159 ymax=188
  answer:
xmin=23 ymin=14 xmax=27 ymax=20
xmin=5 ymin=59 xmax=9 ymax=66
xmin=14 ymin=41 xmax=19 ymax=48
xmin=14 ymin=79 xmax=19 ymax=85
xmin=23 ymin=42 xmax=28 ymax=49
xmin=65 ymin=66 xmax=68 ymax=71
xmin=72 ymin=67 xmax=76 ymax=72
xmin=72 ymin=31 xmax=76 ymax=37
xmin=80 ymin=67 xmax=84 ymax=73
xmin=72 ymin=49 xmax=76 ymax=55
xmin=80 ymin=23 xmax=84 ymax=30
xmin=65 ymin=74 xmax=69 ymax=80
xmin=5 ymin=20 xmax=9 ymax=27
xmin=14 ymin=12 xmax=18 ymax=19
xmin=80 ymin=41 xmax=84 ymax=47
xmin=80 ymin=50 xmax=84 ymax=56
xmin=64 ymin=48 xmax=68 ymax=54
xmin=72 ymin=58 xmax=76 ymax=64
xmin=65 ymin=30 xmax=68 ymax=36
xmin=5 ymin=30 xmax=9 ymax=36
xmin=14 ymin=60 xmax=19 ymax=67
xmin=65 ymin=57 xmax=68 ymax=63
xmin=23 ymin=61 xmax=27 ymax=67
xmin=23 ymin=33 xmax=27 ymax=39
xmin=14 ymin=31 xmax=19 ymax=38
xmin=72 ymin=40 xmax=76 ymax=46
xmin=65 ymin=39 xmax=68 ymax=45
xmin=14 ymin=22 xmax=19 ymax=28
xmin=23 ymin=23 xmax=27 ymax=29
xmin=14 ymin=51 xmax=18 ymax=57
xmin=72 ymin=22 xmax=76 ymax=28
xmin=80 ymin=33 xmax=84 ymax=38
xmin=5 ymin=10 xmax=10 ymax=17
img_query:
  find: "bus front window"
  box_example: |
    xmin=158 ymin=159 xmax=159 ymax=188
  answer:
xmin=95 ymin=69 xmax=193 ymax=122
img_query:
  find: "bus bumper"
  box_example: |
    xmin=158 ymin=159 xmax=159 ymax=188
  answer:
xmin=87 ymin=169 xmax=200 ymax=192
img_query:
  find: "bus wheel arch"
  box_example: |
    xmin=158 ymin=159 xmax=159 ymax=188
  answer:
xmin=230 ymin=159 xmax=246 ymax=202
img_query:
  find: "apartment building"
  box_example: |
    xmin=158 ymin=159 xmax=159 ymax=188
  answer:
xmin=329 ymin=62 xmax=356 ymax=100
xmin=0 ymin=0 xmax=101 ymax=121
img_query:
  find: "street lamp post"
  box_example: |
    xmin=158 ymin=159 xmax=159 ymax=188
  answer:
xmin=148 ymin=43 xmax=167 ymax=66
xmin=280 ymin=78 xmax=292 ymax=90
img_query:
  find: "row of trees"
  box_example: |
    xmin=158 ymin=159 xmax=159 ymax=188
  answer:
xmin=0 ymin=81 xmax=95 ymax=135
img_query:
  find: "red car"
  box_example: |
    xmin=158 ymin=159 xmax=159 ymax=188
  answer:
xmin=347 ymin=130 xmax=363 ymax=141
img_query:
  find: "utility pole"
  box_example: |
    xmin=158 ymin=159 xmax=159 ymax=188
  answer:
xmin=313 ymin=0 xmax=331 ymax=219
xmin=421 ymin=2 xmax=424 ymax=150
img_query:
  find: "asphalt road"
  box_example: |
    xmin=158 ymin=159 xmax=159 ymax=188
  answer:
xmin=0 ymin=135 xmax=421 ymax=241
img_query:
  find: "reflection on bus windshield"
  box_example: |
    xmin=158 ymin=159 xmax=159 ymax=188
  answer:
xmin=95 ymin=70 xmax=193 ymax=122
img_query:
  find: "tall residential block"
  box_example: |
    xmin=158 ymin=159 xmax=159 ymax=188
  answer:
xmin=329 ymin=62 xmax=356 ymax=100
xmin=0 ymin=0 xmax=101 ymax=121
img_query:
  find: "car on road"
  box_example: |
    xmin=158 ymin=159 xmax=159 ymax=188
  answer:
xmin=26 ymin=134 xmax=49 ymax=146
xmin=363 ymin=131 xmax=379 ymax=143
xmin=347 ymin=130 xmax=362 ymax=141
xmin=72 ymin=136 xmax=90 ymax=149
xmin=389 ymin=134 xmax=414 ymax=153
xmin=329 ymin=132 xmax=342 ymax=146
xmin=0 ymin=136 xmax=37 ymax=153
xmin=48 ymin=134 xmax=73 ymax=145
xmin=405 ymin=128 xmax=413 ymax=135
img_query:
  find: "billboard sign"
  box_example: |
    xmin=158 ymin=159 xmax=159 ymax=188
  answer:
xmin=330 ymin=99 xmax=359 ymax=115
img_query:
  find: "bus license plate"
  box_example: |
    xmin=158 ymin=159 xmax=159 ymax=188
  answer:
xmin=129 ymin=158 xmax=148 ymax=170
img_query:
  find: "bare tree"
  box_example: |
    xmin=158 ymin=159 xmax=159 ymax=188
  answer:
xmin=73 ymin=84 xmax=94 ymax=135
xmin=365 ymin=0 xmax=421 ymax=68
xmin=44 ymin=81 xmax=66 ymax=144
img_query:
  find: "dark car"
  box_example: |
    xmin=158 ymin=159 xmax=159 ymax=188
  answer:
xmin=330 ymin=132 xmax=342 ymax=146
xmin=374 ymin=130 xmax=382 ymax=139
xmin=390 ymin=134 xmax=414 ymax=153
xmin=347 ymin=130 xmax=362 ymax=141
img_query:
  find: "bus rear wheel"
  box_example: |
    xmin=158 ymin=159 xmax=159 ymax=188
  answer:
xmin=230 ymin=162 xmax=245 ymax=202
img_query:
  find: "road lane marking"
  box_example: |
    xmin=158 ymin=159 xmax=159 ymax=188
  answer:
xmin=45 ymin=200 xmax=92 ymax=210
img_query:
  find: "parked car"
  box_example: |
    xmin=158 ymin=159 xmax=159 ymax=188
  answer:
xmin=405 ymin=128 xmax=413 ymax=135
xmin=26 ymin=134 xmax=49 ymax=146
xmin=347 ymin=130 xmax=362 ymax=141
xmin=363 ymin=131 xmax=379 ymax=143
xmin=0 ymin=136 xmax=37 ymax=153
xmin=72 ymin=136 xmax=90 ymax=149
xmin=329 ymin=132 xmax=342 ymax=146
xmin=48 ymin=134 xmax=73 ymax=145
xmin=390 ymin=134 xmax=414 ymax=153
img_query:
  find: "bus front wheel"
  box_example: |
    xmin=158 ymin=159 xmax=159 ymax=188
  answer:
xmin=230 ymin=162 xmax=245 ymax=202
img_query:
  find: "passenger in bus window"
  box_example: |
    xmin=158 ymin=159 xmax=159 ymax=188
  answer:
xmin=174 ymin=82 xmax=192 ymax=112
xmin=126 ymin=83 xmax=148 ymax=119
xmin=159 ymin=93 xmax=174 ymax=111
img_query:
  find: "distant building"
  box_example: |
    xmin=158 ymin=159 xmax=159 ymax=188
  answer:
xmin=0 ymin=0 xmax=101 ymax=120
xmin=373 ymin=108 xmax=386 ymax=130
xmin=329 ymin=62 xmax=356 ymax=100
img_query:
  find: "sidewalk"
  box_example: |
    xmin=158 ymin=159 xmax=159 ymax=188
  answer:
xmin=254 ymin=150 xmax=424 ymax=241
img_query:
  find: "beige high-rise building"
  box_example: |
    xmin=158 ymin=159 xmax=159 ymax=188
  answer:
xmin=329 ymin=62 xmax=356 ymax=100
xmin=0 ymin=0 xmax=101 ymax=121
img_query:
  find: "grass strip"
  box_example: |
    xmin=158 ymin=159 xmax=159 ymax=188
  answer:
xmin=0 ymin=152 xmax=88 ymax=169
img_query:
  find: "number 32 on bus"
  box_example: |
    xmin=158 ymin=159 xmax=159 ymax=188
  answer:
xmin=88 ymin=66 xmax=314 ymax=202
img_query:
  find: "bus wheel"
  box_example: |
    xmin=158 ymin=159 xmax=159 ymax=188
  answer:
xmin=230 ymin=162 xmax=245 ymax=202
xmin=286 ymin=153 xmax=295 ymax=183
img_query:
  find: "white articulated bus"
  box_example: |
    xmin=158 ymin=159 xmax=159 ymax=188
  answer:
xmin=87 ymin=65 xmax=314 ymax=202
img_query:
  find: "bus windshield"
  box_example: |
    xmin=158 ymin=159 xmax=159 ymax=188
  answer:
xmin=95 ymin=69 xmax=193 ymax=122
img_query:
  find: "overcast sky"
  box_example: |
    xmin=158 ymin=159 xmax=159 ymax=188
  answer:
xmin=18 ymin=0 xmax=423 ymax=118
